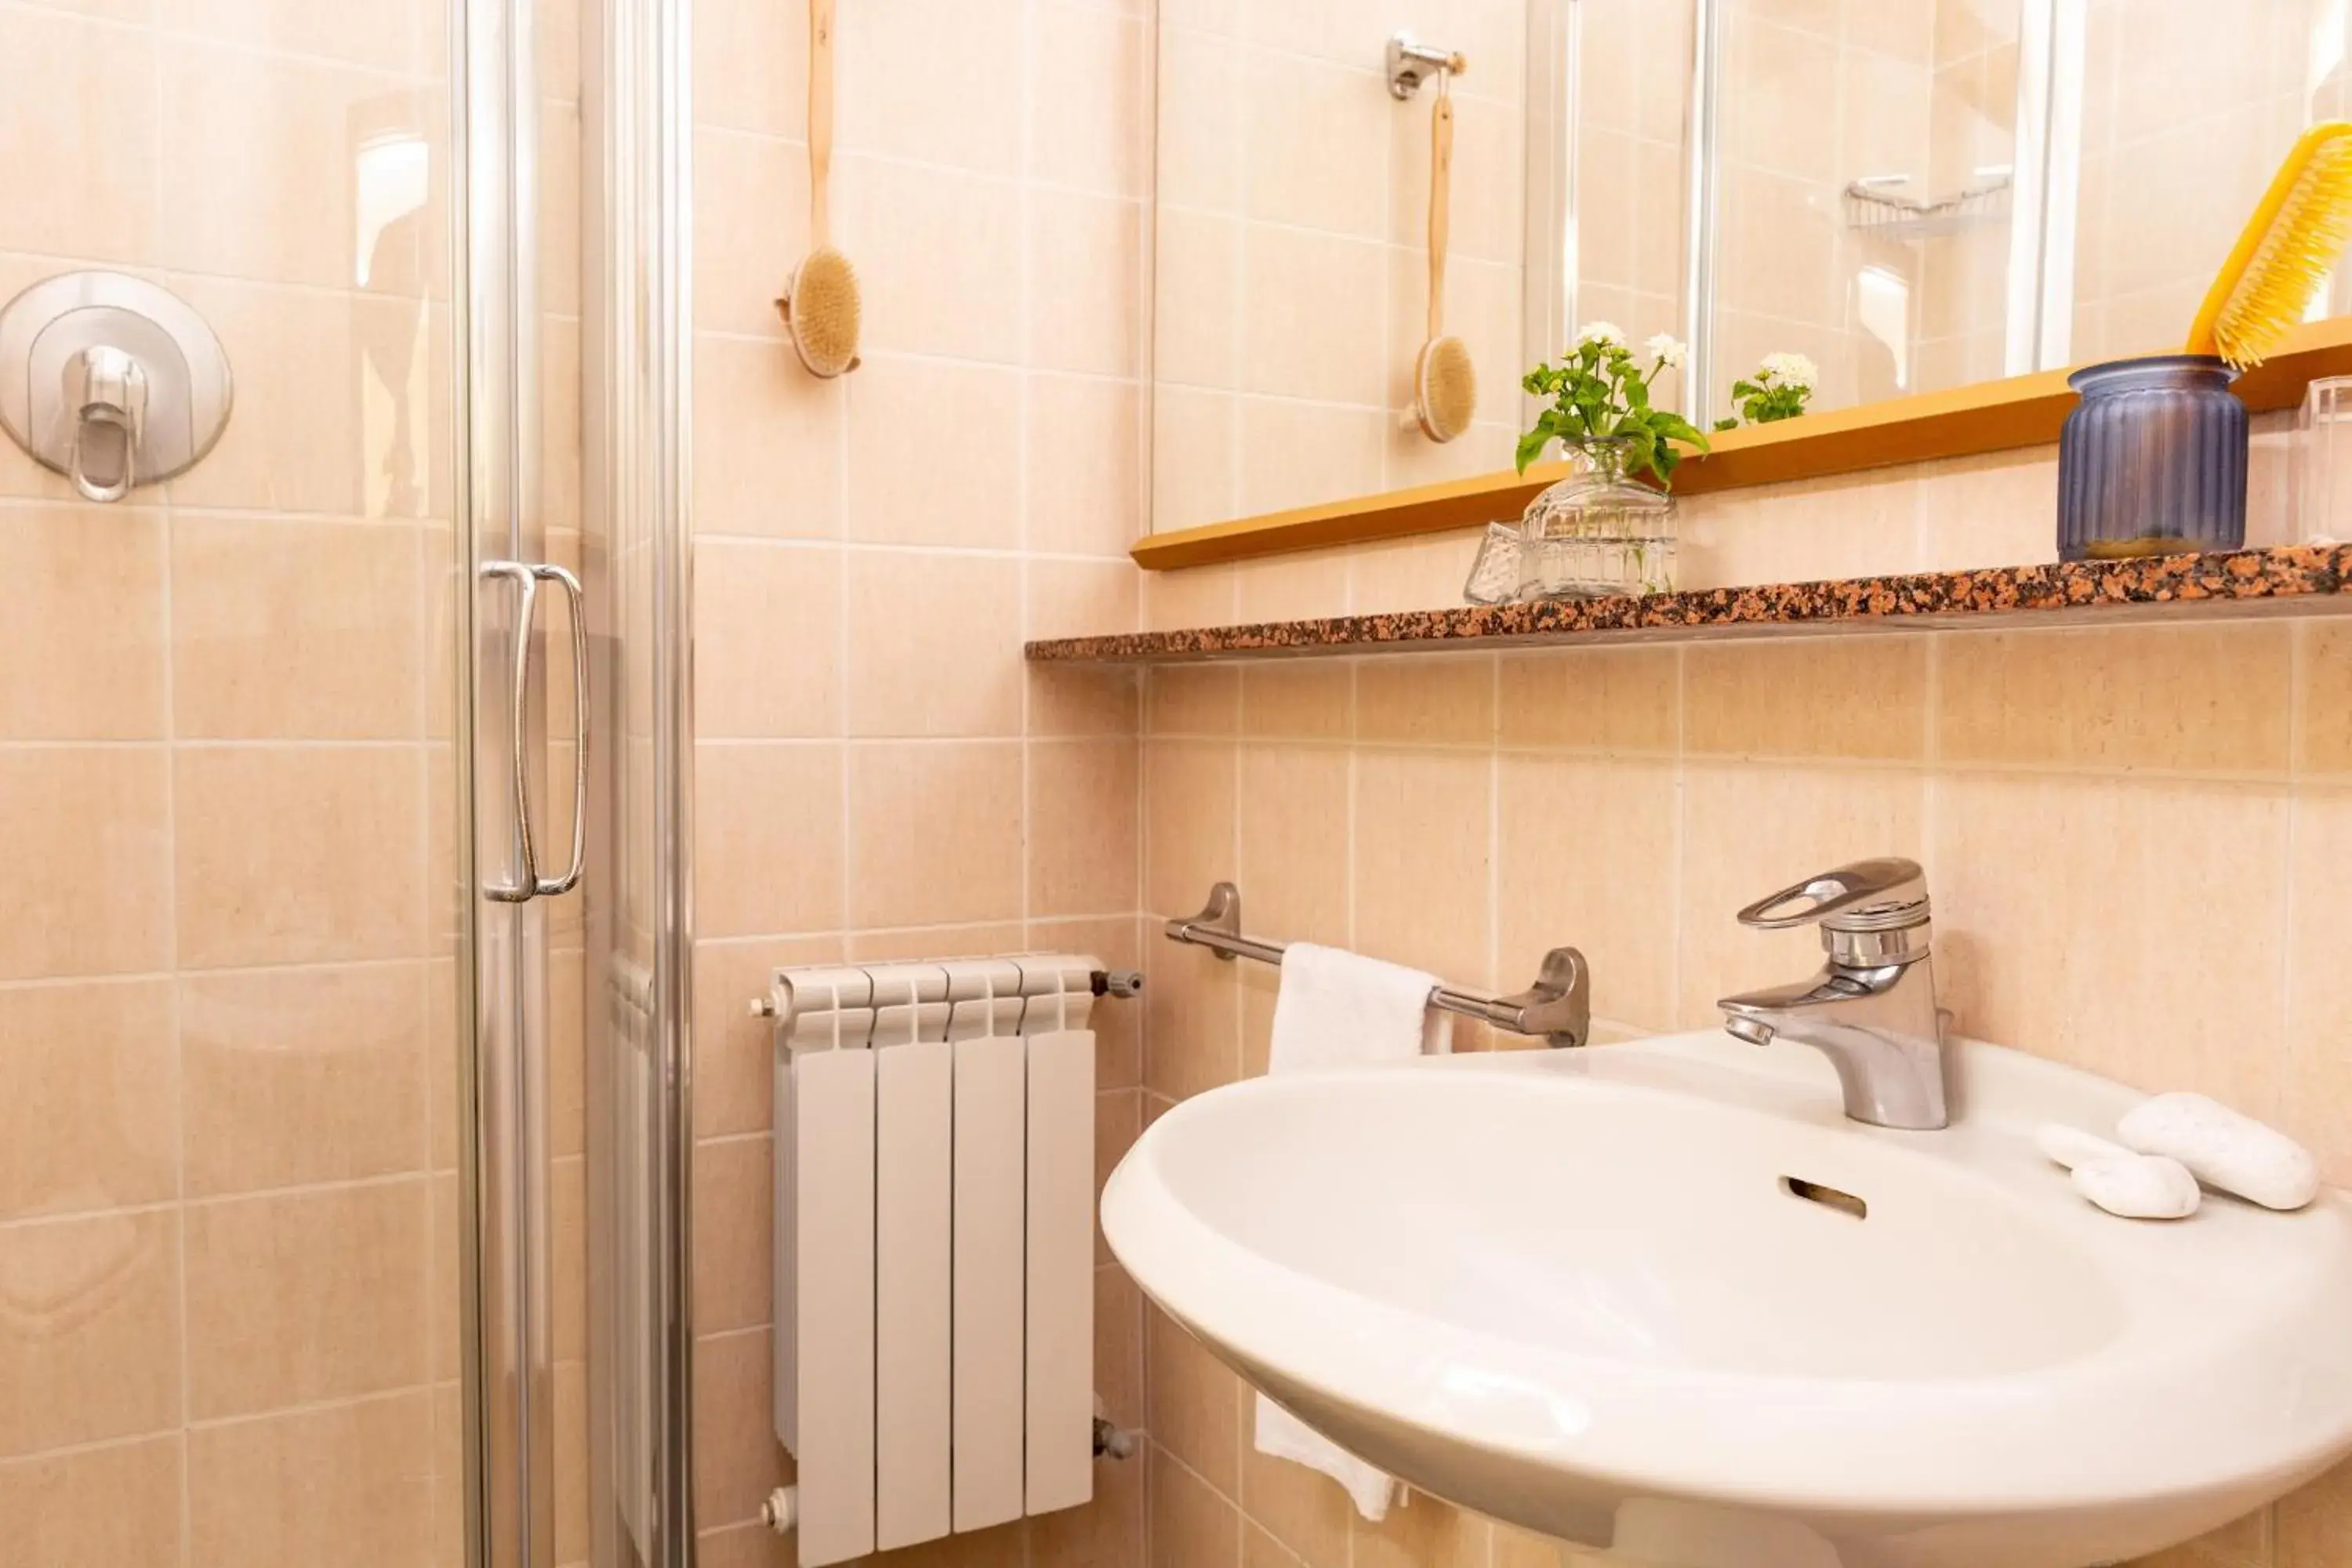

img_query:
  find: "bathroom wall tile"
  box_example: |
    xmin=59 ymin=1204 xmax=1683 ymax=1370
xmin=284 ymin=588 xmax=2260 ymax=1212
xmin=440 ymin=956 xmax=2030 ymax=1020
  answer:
xmin=1238 ymin=745 xmax=1352 ymax=948
xmin=1936 ymin=624 xmax=2294 ymax=776
xmin=692 ymin=742 xmax=844 ymax=937
xmin=1145 ymin=935 xmax=1241 ymax=1102
xmin=1027 ymin=374 xmax=1144 ymax=558
xmin=691 ymin=1137 xmax=772 ymax=1335
xmin=1031 ymin=190 xmax=1145 ymax=378
xmin=1029 ymin=915 xmax=1145 ymax=1088
xmin=1685 ymin=636 xmax=1928 ymax=760
xmin=0 ymin=747 xmax=171 ymax=981
xmin=1235 ymin=549 xmax=1354 ymax=625
xmin=845 ymin=355 xmax=1023 ymax=548
xmin=1029 ymin=739 xmax=1142 ymax=917
xmin=2129 ymin=1506 xmax=2273 ymax=1567
xmin=2296 ymin=621 xmax=2352 ymax=779
xmin=1911 ymin=448 xmax=2060 ymax=571
xmin=1932 ymin=771 xmax=2289 ymax=1111
xmin=1148 ymin=1306 xmax=1243 ymax=1497
xmin=180 ymin=963 xmax=429 ymax=1195
xmin=0 ymin=9 xmax=157 ymax=264
xmin=1092 ymin=1260 xmax=1145 ymax=1429
xmin=0 ymin=979 xmax=175 ymax=1221
xmin=176 ymin=745 xmax=425 ymax=967
xmin=1496 ymin=1524 xmax=1584 ymax=1568
xmin=1352 ymin=1490 xmax=1490 ymax=1568
xmin=187 ymin=1393 xmax=434 ymax=1568
xmin=1498 ymin=646 xmax=1680 ymax=753
xmin=555 ymin=1359 xmax=589 ymax=1562
xmin=1095 ymin=1087 xmax=1142 ymax=1266
xmin=1356 ymin=655 xmax=1496 ymax=747
xmin=845 ymin=553 xmax=1023 ymax=735
xmin=694 ymin=0 xmax=807 ymax=136
xmin=1683 ymin=471 xmax=1921 ymax=590
xmin=1244 ymin=49 xmax=1388 ymax=242
xmin=846 ymin=741 xmax=1024 ymax=928
xmin=172 ymin=517 xmax=423 ymax=740
xmin=691 ymin=1327 xmax=786 ymax=1528
xmin=1353 ymin=747 xmax=1492 ymax=989
xmin=0 ymin=1209 xmax=180 ymax=1457
xmin=1157 ymin=24 xmax=1243 ymax=214
xmin=0 ymin=506 xmax=165 ymax=740
xmin=1144 ymin=738 xmax=1236 ymax=915
xmin=2284 ymin=789 xmax=2352 ymax=1187
xmin=1028 ymin=664 xmax=1143 ymax=738
xmin=1033 ymin=1423 xmax=1145 ymax=1566
xmin=1238 ymin=1443 xmax=1352 ymax=1568
xmin=694 ymin=542 xmax=843 ymax=738
xmin=1499 ymin=755 xmax=1681 ymax=1033
xmin=1349 ymin=531 xmax=1486 ymax=617
xmin=692 ymin=1521 xmax=789 ymax=1568
xmin=692 ymin=336 xmax=844 ymax=539
xmin=835 ymin=156 xmax=1022 ymax=365
xmin=837 ymin=0 xmax=1022 ymax=175
xmin=184 ymin=1180 xmax=428 ymax=1417
xmin=539 ymin=102 xmax=583 ymax=318
xmin=1675 ymin=760 xmax=1927 ymax=1029
xmin=693 ymin=129 xmax=808 ymax=339
xmin=1236 ymin=399 xmax=1386 ymax=517
xmin=1030 ymin=2 xmax=1149 ymax=198
xmin=1156 ymin=210 xmax=1243 ymax=392
xmin=1152 ymin=387 xmax=1241 ymax=534
xmin=2278 ymin=1457 xmax=2352 ymax=1568
xmin=1240 ymin=663 xmax=1352 ymax=741
xmin=1143 ymin=564 xmax=1241 ymax=638
xmin=691 ymin=935 xmax=841 ymax=1140
xmin=1028 ymin=557 xmax=1141 ymax=645
xmin=1147 ymin=669 xmax=1241 ymax=739
xmin=0 ymin=1433 xmax=183 ymax=1568
xmin=1240 ymin=225 xmax=1388 ymax=408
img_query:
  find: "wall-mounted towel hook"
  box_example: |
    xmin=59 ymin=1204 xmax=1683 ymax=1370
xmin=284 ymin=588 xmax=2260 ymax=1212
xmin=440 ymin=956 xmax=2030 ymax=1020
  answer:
xmin=1387 ymin=32 xmax=1466 ymax=99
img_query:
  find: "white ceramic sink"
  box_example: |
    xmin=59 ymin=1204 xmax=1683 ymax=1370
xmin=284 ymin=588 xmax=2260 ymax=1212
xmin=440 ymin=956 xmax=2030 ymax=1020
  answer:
xmin=1102 ymin=1032 xmax=2352 ymax=1568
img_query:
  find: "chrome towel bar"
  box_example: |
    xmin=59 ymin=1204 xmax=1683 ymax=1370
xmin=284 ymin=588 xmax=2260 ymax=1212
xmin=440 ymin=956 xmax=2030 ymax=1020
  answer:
xmin=1164 ymin=882 xmax=1592 ymax=1048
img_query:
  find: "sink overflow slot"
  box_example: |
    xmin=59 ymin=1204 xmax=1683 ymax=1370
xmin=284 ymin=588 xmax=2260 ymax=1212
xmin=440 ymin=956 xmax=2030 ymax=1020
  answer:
xmin=1780 ymin=1176 xmax=1867 ymax=1219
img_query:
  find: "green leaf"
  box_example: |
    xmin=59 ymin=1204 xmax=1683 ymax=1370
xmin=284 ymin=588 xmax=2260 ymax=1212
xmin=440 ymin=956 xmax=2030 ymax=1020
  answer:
xmin=1713 ymin=416 xmax=1739 ymax=432
xmin=1514 ymin=426 xmax=1553 ymax=474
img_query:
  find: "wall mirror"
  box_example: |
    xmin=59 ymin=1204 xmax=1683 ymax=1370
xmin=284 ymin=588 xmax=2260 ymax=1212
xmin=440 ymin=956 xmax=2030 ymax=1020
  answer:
xmin=1149 ymin=0 xmax=2352 ymax=538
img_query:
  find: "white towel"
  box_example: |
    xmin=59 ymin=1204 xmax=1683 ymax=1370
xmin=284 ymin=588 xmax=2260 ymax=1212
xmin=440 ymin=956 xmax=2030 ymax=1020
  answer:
xmin=1254 ymin=942 xmax=1446 ymax=1522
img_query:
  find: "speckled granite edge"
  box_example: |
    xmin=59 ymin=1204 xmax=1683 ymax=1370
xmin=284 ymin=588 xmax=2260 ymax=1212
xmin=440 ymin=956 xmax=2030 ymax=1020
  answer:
xmin=1024 ymin=544 xmax=2352 ymax=662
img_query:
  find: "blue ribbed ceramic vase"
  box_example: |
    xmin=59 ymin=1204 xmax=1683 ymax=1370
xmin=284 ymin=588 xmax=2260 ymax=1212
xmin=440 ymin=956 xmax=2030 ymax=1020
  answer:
xmin=2056 ymin=354 xmax=2246 ymax=561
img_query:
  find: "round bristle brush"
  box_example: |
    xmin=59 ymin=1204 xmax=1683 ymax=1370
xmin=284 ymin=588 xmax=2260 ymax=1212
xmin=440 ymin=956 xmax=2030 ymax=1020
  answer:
xmin=1414 ymin=74 xmax=1476 ymax=443
xmin=778 ymin=0 xmax=862 ymax=378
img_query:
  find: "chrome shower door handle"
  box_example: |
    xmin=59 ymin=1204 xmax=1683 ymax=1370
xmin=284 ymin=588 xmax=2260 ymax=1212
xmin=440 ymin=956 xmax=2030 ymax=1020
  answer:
xmin=481 ymin=560 xmax=588 ymax=903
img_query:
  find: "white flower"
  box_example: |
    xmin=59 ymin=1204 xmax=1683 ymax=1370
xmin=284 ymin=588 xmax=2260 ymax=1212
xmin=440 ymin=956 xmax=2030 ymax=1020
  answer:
xmin=1645 ymin=332 xmax=1688 ymax=370
xmin=1759 ymin=351 xmax=1819 ymax=390
xmin=1574 ymin=320 xmax=1625 ymax=350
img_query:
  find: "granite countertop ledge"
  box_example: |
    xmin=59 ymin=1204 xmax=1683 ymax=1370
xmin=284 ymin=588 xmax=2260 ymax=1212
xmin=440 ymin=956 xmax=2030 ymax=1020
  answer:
xmin=1025 ymin=544 xmax=2352 ymax=663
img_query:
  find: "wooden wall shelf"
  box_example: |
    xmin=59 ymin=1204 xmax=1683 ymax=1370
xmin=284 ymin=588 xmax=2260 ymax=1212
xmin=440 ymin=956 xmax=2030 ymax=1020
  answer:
xmin=1131 ymin=318 xmax=2352 ymax=573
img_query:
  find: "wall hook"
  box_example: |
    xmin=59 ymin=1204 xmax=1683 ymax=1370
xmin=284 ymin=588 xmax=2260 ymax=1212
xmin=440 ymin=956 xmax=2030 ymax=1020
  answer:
xmin=1387 ymin=32 xmax=1467 ymax=100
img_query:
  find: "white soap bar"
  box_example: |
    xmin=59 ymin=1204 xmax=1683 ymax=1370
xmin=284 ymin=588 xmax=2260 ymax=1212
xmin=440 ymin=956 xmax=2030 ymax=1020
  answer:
xmin=2117 ymin=1092 xmax=2319 ymax=1212
xmin=2072 ymin=1154 xmax=2201 ymax=1220
xmin=2035 ymin=1123 xmax=2132 ymax=1171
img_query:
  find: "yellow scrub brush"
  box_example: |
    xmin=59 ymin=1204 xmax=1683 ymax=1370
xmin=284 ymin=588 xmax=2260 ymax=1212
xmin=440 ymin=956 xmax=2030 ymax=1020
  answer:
xmin=2186 ymin=120 xmax=2352 ymax=368
xmin=777 ymin=0 xmax=861 ymax=377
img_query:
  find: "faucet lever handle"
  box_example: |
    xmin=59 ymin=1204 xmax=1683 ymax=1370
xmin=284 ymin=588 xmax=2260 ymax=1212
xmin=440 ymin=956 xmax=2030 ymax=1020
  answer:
xmin=1737 ymin=857 xmax=1928 ymax=931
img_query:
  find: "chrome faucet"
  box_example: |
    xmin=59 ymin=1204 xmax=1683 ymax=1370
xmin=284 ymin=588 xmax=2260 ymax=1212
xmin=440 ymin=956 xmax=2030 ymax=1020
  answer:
xmin=1716 ymin=858 xmax=1949 ymax=1131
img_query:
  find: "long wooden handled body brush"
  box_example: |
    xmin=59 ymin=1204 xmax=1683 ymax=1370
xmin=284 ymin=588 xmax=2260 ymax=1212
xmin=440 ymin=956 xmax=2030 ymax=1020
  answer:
xmin=1414 ymin=73 xmax=1476 ymax=443
xmin=778 ymin=0 xmax=861 ymax=377
xmin=2185 ymin=120 xmax=2352 ymax=368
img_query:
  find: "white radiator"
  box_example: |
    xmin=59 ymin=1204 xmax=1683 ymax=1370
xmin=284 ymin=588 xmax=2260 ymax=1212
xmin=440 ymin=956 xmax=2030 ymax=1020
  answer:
xmin=768 ymin=955 xmax=1101 ymax=1565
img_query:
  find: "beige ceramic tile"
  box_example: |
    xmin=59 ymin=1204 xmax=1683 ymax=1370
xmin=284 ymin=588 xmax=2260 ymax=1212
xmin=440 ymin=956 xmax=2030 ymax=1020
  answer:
xmin=187 ymin=1393 xmax=434 ymax=1568
xmin=1936 ymin=624 xmax=2294 ymax=775
xmin=1095 ymin=1087 xmax=1142 ymax=1267
xmin=845 ymin=741 xmax=1024 ymax=927
xmin=1148 ymin=1305 xmax=1243 ymax=1497
xmin=1682 ymin=470 xmax=1922 ymax=590
xmin=176 ymin=745 xmax=426 ymax=967
xmin=691 ymin=1521 xmax=788 ymax=1568
xmin=1498 ymin=646 xmax=1680 ymax=753
xmin=1235 ymin=399 xmax=1386 ymax=517
xmin=692 ymin=742 xmax=844 ymax=937
xmin=1142 ymin=561 xmax=1240 ymax=633
xmin=1499 ymin=754 xmax=1681 ymax=1033
xmin=1238 ymin=1443 xmax=1352 ymax=1568
xmin=691 ymin=1327 xmax=785 ymax=1528
xmin=844 ymin=355 xmax=1022 ymax=548
xmin=835 ymin=155 xmax=1022 ymax=365
xmin=0 ymin=1210 xmax=180 ymax=1457
xmin=0 ymin=747 xmax=171 ymax=981
xmin=1911 ymin=448 xmax=2060 ymax=571
xmin=1029 ymin=2 xmax=1149 ymax=197
xmin=555 ymin=1358 xmax=589 ymax=1562
xmin=1028 ymin=375 xmax=1145 ymax=558
xmin=551 ymin=1154 xmax=586 ymax=1360
xmin=1675 ymin=760 xmax=1928 ymax=1029
xmin=1027 ymin=915 xmax=1145 ymax=1089
xmin=835 ymin=0 xmax=1020 ymax=174
xmin=845 ymin=921 xmax=1027 ymax=963
xmin=1931 ymin=771 xmax=2289 ymax=1109
xmin=0 ymin=506 xmax=165 ymax=740
xmin=1685 ymin=636 xmax=1928 ymax=760
xmin=1351 ymin=1490 xmax=1490 ymax=1568
xmin=1356 ymin=656 xmax=1496 ymax=746
xmin=172 ymin=517 xmax=423 ymax=740
xmin=1029 ymin=739 xmax=1142 ymax=918
xmin=1348 ymin=531 xmax=1486 ymax=618
xmin=1243 ymin=47 xmax=1388 ymax=241
xmin=1234 ymin=550 xmax=1352 ymax=625
xmin=1152 ymin=387 xmax=1241 ymax=535
xmin=1246 ymin=1522 xmax=1304 ymax=1568
xmin=1093 ymin=1260 xmax=1145 ymax=1430
xmin=691 ymin=935 xmax=844 ymax=1139
xmin=1147 ymin=666 xmax=1242 ymax=736
xmin=691 ymin=335 xmax=844 ymax=539
xmin=184 ymin=1180 xmax=428 ymax=1418
xmin=0 ymin=979 xmax=174 ymax=1221
xmin=1144 ymin=738 xmax=1236 ymax=916
xmin=1027 ymin=663 xmax=1143 ymax=739
xmin=1353 ymin=748 xmax=1493 ymax=989
xmin=1031 ymin=189 xmax=1145 ymax=379
xmin=2277 ymin=1456 xmax=2352 ymax=1568
xmin=180 ymin=963 xmax=429 ymax=1195
xmin=1156 ymin=24 xmax=1241 ymax=214
xmin=1155 ymin=209 xmax=1243 ymax=392
xmin=2284 ymin=789 xmax=2352 ymax=1187
xmin=1145 ymin=935 xmax=1241 ymax=1102
xmin=1241 ymin=225 xmax=1387 ymax=407
xmin=692 ymin=0 xmax=807 ymax=135
xmin=1495 ymin=1523 xmax=1582 ymax=1568
xmin=691 ymin=1138 xmax=772 ymax=1334
xmin=2126 ymin=1504 xmax=2272 ymax=1566
xmin=844 ymin=553 xmax=1024 ymax=736
xmin=2297 ymin=621 xmax=2352 ymax=779
xmin=1027 ymin=557 xmax=1140 ymax=646
xmin=0 ymin=1433 xmax=181 ymax=1568
xmin=693 ymin=541 xmax=843 ymax=739
xmin=1032 ymin=1429 xmax=1145 ymax=1566
xmin=0 ymin=9 xmax=157 ymax=263
xmin=1240 ymin=663 xmax=1352 ymax=741
xmin=1236 ymin=744 xmax=1352 ymax=949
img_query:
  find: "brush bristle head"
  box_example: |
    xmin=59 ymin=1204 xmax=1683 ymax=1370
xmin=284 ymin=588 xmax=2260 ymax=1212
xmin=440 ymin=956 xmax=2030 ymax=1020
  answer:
xmin=1416 ymin=336 xmax=1477 ymax=442
xmin=785 ymin=245 xmax=862 ymax=378
xmin=2210 ymin=131 xmax=2352 ymax=368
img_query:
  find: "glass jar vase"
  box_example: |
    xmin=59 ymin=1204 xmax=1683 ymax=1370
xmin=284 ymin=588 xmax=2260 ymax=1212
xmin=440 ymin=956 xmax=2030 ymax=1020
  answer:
xmin=1519 ymin=437 xmax=1678 ymax=599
